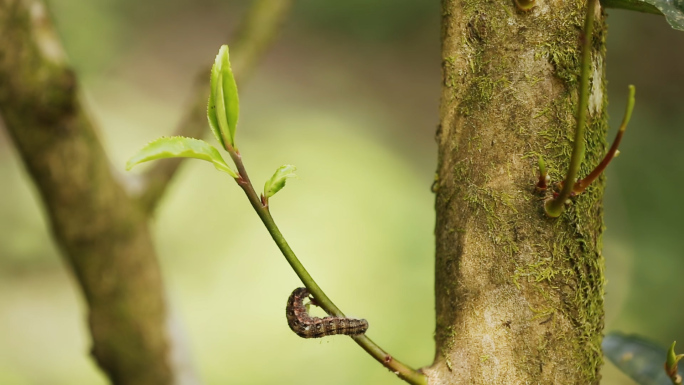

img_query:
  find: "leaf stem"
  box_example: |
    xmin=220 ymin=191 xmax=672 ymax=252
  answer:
xmin=137 ymin=0 xmax=294 ymax=214
xmin=666 ymin=341 xmax=684 ymax=384
xmin=572 ymin=85 xmax=635 ymax=194
xmin=544 ymin=0 xmax=597 ymax=218
xmin=226 ymin=147 xmax=427 ymax=385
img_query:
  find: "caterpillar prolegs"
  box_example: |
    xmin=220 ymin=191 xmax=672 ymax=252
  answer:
xmin=286 ymin=287 xmax=369 ymax=338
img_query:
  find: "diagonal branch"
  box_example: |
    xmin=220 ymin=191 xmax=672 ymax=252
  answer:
xmin=0 ymin=0 xmax=293 ymax=383
xmin=0 ymin=1 xmax=172 ymax=383
xmin=137 ymin=0 xmax=294 ymax=214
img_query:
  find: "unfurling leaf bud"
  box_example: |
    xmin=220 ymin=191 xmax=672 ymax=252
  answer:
xmin=208 ymin=45 xmax=240 ymax=150
xmin=666 ymin=341 xmax=684 ymax=382
xmin=264 ymin=165 xmax=297 ymax=199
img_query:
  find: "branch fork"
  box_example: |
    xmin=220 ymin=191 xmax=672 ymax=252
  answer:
xmin=542 ymin=0 xmax=636 ymax=218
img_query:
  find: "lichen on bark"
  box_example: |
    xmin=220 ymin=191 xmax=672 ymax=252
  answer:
xmin=425 ymin=0 xmax=608 ymax=383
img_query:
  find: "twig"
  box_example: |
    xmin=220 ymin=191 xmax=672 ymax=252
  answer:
xmin=571 ymin=85 xmax=634 ymax=194
xmin=544 ymin=0 xmax=598 ymax=217
xmin=667 ymin=341 xmax=684 ymax=384
xmin=544 ymin=1 xmax=636 ymax=216
xmin=138 ymin=0 xmax=294 ymax=214
xmin=0 ymin=0 xmax=172 ymax=382
xmin=224 ymin=144 xmax=427 ymax=385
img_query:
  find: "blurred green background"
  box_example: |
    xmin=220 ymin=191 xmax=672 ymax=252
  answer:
xmin=0 ymin=1 xmax=682 ymax=384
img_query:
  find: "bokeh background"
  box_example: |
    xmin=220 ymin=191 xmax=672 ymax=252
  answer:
xmin=0 ymin=1 xmax=682 ymax=384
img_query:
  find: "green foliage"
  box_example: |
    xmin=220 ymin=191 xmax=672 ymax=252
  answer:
xmin=538 ymin=155 xmax=547 ymax=177
xmin=644 ymin=0 xmax=684 ymax=30
xmin=602 ymin=0 xmax=684 ymax=30
xmin=264 ymin=165 xmax=297 ymax=199
xmin=602 ymin=0 xmax=663 ymax=14
xmin=126 ymin=136 xmax=237 ymax=178
xmin=128 ymin=46 xmax=242 ymax=180
xmin=603 ymin=332 xmax=682 ymax=384
xmin=208 ymin=45 xmax=240 ymax=149
xmin=666 ymin=341 xmax=684 ymax=381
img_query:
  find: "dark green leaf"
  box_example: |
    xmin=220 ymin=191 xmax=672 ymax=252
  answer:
xmin=601 ymin=0 xmax=663 ymax=15
xmin=602 ymin=0 xmax=684 ymax=30
xmin=644 ymin=0 xmax=684 ymax=30
xmin=603 ymin=332 xmax=682 ymax=385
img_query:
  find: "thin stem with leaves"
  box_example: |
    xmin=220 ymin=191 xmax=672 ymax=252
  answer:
xmin=126 ymin=44 xmax=427 ymax=385
xmin=226 ymin=146 xmax=427 ymax=385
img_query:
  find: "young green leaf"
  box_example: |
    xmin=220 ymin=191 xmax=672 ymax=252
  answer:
xmin=514 ymin=0 xmax=536 ymax=11
xmin=264 ymin=165 xmax=297 ymax=199
xmin=126 ymin=136 xmax=238 ymax=178
xmin=666 ymin=341 xmax=684 ymax=380
xmin=536 ymin=154 xmax=549 ymax=191
xmin=207 ymin=45 xmax=240 ymax=149
xmin=208 ymin=63 xmax=226 ymax=149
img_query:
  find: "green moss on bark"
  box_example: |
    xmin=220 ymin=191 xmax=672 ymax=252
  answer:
xmin=427 ymin=1 xmax=608 ymax=383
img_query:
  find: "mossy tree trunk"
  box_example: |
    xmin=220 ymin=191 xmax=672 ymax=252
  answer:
xmin=423 ymin=1 xmax=608 ymax=383
xmin=0 ymin=2 xmax=173 ymax=384
xmin=0 ymin=0 xmax=291 ymax=384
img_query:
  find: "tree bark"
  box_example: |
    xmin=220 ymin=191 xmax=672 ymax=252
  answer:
xmin=0 ymin=0 xmax=292 ymax=384
xmin=0 ymin=1 xmax=172 ymax=384
xmin=424 ymin=1 xmax=608 ymax=383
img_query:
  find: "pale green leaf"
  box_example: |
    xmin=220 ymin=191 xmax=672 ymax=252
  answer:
xmin=221 ymin=55 xmax=240 ymax=146
xmin=126 ymin=136 xmax=237 ymax=178
xmin=207 ymin=50 xmax=226 ymax=149
xmin=264 ymin=165 xmax=297 ymax=198
xmin=214 ymin=71 xmax=231 ymax=146
xmin=603 ymin=332 xmax=681 ymax=385
xmin=207 ymin=45 xmax=239 ymax=148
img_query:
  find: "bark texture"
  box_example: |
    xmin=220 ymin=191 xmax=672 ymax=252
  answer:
xmin=425 ymin=1 xmax=608 ymax=383
xmin=0 ymin=1 xmax=172 ymax=384
xmin=0 ymin=0 xmax=292 ymax=384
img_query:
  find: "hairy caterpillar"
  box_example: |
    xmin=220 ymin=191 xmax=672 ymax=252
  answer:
xmin=286 ymin=287 xmax=369 ymax=338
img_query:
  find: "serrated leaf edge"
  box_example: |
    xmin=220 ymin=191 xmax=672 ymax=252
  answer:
xmin=126 ymin=136 xmax=238 ymax=178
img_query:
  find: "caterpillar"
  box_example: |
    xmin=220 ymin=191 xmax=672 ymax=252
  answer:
xmin=286 ymin=287 xmax=369 ymax=339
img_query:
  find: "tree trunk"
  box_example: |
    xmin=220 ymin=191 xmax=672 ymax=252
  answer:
xmin=0 ymin=1 xmax=172 ymax=384
xmin=0 ymin=0 xmax=292 ymax=384
xmin=424 ymin=1 xmax=608 ymax=383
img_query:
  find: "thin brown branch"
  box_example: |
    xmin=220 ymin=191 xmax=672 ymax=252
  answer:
xmin=138 ymin=0 xmax=294 ymax=214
